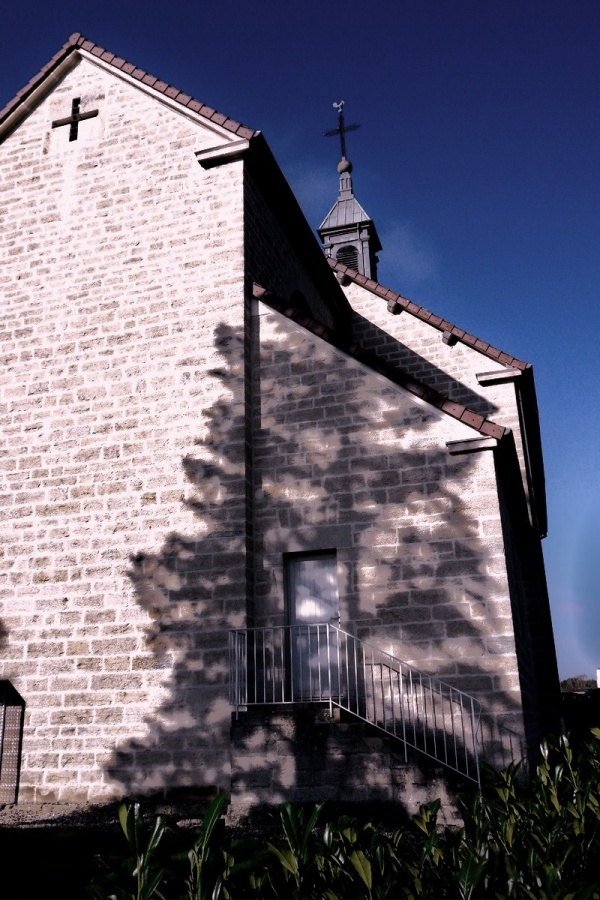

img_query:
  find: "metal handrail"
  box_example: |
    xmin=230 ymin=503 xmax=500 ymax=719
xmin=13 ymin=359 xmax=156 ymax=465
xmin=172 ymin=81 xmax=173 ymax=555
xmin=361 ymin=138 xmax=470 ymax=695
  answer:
xmin=229 ymin=623 xmax=483 ymax=785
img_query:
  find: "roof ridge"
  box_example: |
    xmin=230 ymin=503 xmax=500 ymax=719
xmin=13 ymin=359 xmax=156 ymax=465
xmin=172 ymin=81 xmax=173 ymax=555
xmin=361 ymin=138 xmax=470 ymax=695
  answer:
xmin=328 ymin=257 xmax=530 ymax=371
xmin=253 ymin=283 xmax=507 ymax=441
xmin=0 ymin=33 xmax=258 ymax=141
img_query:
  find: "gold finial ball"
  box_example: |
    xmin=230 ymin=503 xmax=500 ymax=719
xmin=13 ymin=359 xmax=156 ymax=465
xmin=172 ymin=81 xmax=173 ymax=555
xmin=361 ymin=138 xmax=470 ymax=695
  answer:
xmin=337 ymin=157 xmax=353 ymax=174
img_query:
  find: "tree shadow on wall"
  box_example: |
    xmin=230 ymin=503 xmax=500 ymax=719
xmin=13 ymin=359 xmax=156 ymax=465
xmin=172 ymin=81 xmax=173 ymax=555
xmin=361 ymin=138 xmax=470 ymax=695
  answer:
xmin=350 ymin=309 xmax=499 ymax=416
xmin=106 ymin=315 xmax=525 ymax=811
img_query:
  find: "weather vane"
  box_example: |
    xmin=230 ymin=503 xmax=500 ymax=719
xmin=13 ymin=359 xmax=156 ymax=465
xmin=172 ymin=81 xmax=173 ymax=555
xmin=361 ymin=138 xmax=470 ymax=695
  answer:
xmin=324 ymin=100 xmax=360 ymax=161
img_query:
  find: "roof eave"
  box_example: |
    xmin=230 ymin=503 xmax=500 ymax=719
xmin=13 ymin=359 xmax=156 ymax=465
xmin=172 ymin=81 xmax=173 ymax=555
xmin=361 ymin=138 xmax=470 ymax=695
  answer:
xmin=329 ymin=257 xmax=548 ymax=535
xmin=0 ymin=34 xmax=82 ymax=138
xmin=246 ymin=135 xmax=353 ymax=331
xmin=516 ymin=367 xmax=548 ymax=537
xmin=254 ymin=283 xmax=508 ymax=443
xmin=329 ymin=257 xmax=530 ymax=371
xmin=0 ymin=33 xmax=258 ymax=143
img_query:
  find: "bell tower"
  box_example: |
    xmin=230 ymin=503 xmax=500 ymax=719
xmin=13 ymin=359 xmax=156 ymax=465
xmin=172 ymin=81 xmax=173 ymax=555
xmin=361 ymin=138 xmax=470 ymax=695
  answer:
xmin=318 ymin=101 xmax=382 ymax=280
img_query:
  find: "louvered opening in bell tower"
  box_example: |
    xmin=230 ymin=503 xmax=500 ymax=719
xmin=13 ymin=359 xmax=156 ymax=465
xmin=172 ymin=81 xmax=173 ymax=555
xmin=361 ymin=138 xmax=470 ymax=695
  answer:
xmin=336 ymin=245 xmax=359 ymax=270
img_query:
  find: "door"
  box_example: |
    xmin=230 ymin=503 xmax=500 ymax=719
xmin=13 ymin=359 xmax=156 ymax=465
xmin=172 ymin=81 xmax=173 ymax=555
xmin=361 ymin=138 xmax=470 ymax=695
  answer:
xmin=286 ymin=552 xmax=340 ymax=700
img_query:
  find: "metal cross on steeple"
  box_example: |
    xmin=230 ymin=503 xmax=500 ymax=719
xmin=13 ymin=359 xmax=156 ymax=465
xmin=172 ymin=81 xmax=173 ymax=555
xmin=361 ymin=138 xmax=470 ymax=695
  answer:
xmin=324 ymin=101 xmax=360 ymax=161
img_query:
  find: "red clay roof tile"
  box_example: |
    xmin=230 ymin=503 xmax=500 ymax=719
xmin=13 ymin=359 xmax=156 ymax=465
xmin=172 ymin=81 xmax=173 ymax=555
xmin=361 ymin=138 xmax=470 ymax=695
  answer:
xmin=0 ymin=32 xmax=258 ymax=141
xmin=254 ymin=282 xmax=508 ymax=442
xmin=441 ymin=400 xmax=464 ymax=417
xmin=328 ymin=258 xmax=530 ymax=371
xmin=460 ymin=411 xmax=484 ymax=429
xmin=480 ymin=420 xmax=504 ymax=438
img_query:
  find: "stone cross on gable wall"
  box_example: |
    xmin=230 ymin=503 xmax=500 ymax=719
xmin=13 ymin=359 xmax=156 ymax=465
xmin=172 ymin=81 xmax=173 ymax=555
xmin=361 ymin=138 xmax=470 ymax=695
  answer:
xmin=52 ymin=97 xmax=99 ymax=142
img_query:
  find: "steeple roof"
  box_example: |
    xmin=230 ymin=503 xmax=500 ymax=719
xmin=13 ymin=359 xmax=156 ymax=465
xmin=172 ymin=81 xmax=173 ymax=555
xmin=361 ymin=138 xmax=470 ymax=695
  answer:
xmin=318 ymin=103 xmax=381 ymax=280
xmin=318 ymin=163 xmax=382 ymax=280
xmin=319 ymin=168 xmax=381 ymax=242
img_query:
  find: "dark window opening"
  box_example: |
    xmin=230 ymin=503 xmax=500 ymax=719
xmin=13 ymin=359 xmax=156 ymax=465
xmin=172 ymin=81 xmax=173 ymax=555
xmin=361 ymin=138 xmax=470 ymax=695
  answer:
xmin=336 ymin=245 xmax=359 ymax=271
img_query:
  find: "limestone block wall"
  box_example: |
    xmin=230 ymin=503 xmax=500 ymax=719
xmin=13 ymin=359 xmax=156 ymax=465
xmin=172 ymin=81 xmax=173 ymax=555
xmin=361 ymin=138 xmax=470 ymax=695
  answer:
xmin=251 ymin=304 xmax=526 ymax=746
xmin=343 ymin=281 xmax=529 ymax=490
xmin=244 ymin=169 xmax=340 ymax=331
xmin=343 ymin=281 xmax=559 ymax=738
xmin=0 ymin=58 xmax=248 ymax=802
xmin=344 ymin=280 xmax=521 ymax=423
xmin=229 ymin=709 xmax=464 ymax=827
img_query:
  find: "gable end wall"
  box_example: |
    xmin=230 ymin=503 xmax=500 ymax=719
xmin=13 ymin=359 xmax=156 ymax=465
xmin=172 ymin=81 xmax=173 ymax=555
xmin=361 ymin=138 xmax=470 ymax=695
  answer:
xmin=0 ymin=58 xmax=248 ymax=802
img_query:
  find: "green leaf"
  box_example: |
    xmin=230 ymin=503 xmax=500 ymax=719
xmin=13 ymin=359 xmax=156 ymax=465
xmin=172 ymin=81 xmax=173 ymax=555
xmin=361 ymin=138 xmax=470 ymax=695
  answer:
xmin=118 ymin=802 xmax=130 ymax=841
xmin=349 ymin=850 xmax=372 ymax=891
xmin=145 ymin=815 xmax=166 ymax=858
xmin=279 ymin=803 xmax=302 ymax=855
xmin=195 ymin=792 xmax=228 ymax=855
xmin=266 ymin=842 xmax=299 ymax=877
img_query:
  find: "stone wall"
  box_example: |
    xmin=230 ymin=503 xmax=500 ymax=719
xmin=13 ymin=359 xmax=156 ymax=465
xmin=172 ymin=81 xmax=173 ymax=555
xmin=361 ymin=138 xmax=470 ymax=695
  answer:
xmin=342 ymin=279 xmax=559 ymax=745
xmin=0 ymin=57 xmax=247 ymax=802
xmin=243 ymin=166 xmax=345 ymax=331
xmin=229 ymin=708 xmax=464 ymax=826
xmin=344 ymin=281 xmax=521 ymax=422
xmin=250 ymin=304 xmax=526 ymax=748
xmin=344 ymin=281 xmax=528 ymax=490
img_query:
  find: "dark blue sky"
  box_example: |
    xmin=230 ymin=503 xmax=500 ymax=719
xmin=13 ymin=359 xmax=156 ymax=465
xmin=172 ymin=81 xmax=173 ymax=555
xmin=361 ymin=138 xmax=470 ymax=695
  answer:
xmin=2 ymin=0 xmax=599 ymax=678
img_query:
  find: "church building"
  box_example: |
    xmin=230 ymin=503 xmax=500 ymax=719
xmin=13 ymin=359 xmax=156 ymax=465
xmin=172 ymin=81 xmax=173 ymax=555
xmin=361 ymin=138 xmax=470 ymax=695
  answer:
xmin=0 ymin=34 xmax=559 ymax=817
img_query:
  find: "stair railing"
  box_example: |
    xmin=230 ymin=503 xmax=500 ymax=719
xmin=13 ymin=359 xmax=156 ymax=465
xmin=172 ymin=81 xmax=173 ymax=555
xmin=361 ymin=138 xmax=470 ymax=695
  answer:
xmin=229 ymin=623 xmax=482 ymax=785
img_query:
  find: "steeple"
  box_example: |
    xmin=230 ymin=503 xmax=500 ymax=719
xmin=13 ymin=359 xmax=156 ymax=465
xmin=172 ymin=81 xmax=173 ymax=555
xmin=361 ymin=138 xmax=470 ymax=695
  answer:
xmin=318 ymin=101 xmax=382 ymax=280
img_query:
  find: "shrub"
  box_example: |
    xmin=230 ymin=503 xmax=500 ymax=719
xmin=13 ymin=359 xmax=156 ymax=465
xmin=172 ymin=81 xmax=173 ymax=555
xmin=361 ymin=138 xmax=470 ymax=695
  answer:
xmin=88 ymin=729 xmax=600 ymax=899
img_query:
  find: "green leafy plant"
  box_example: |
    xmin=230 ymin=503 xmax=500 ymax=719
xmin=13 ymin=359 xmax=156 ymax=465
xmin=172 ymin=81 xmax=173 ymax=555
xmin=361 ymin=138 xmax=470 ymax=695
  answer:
xmin=323 ymin=813 xmax=403 ymax=899
xmin=84 ymin=731 xmax=600 ymax=900
xmin=184 ymin=791 xmax=231 ymax=900
xmin=88 ymin=801 xmax=168 ymax=900
xmin=453 ymin=731 xmax=600 ymax=898
xmin=265 ymin=802 xmax=327 ymax=899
